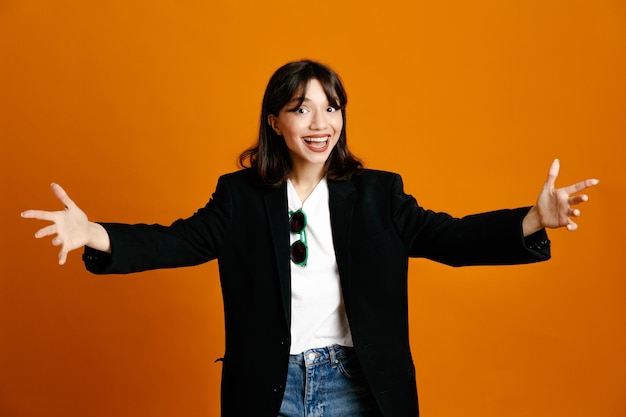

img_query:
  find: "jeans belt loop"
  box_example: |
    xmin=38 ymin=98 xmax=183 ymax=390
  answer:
xmin=329 ymin=345 xmax=339 ymax=369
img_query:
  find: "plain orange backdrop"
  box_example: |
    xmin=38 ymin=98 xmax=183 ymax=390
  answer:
xmin=1 ymin=1 xmax=624 ymax=416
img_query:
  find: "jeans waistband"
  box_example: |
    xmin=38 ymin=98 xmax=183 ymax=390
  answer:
xmin=289 ymin=345 xmax=355 ymax=368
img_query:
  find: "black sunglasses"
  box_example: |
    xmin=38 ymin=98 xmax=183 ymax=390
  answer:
xmin=289 ymin=209 xmax=308 ymax=267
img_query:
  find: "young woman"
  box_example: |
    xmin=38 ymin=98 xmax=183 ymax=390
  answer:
xmin=22 ymin=60 xmax=599 ymax=417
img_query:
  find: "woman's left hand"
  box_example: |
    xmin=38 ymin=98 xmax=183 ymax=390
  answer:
xmin=522 ymin=159 xmax=599 ymax=236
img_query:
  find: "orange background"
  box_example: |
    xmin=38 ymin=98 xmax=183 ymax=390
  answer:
xmin=1 ymin=1 xmax=624 ymax=416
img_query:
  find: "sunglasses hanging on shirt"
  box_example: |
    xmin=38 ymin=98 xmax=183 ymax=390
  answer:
xmin=289 ymin=209 xmax=308 ymax=267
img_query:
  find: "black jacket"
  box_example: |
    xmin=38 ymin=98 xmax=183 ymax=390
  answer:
xmin=83 ymin=168 xmax=550 ymax=417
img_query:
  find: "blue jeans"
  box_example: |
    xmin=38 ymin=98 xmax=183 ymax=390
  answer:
xmin=278 ymin=345 xmax=383 ymax=417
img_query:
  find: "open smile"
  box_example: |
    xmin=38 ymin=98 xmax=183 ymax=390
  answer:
xmin=303 ymin=135 xmax=331 ymax=150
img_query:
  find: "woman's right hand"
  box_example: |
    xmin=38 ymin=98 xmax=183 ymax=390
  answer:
xmin=21 ymin=183 xmax=111 ymax=265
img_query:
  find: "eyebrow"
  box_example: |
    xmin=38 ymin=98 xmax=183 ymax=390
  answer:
xmin=287 ymin=95 xmax=338 ymax=106
xmin=287 ymin=95 xmax=307 ymax=104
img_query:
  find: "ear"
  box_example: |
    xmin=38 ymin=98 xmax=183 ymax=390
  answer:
xmin=267 ymin=114 xmax=282 ymax=135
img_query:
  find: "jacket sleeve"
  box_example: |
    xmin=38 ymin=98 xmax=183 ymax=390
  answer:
xmin=390 ymin=173 xmax=550 ymax=266
xmin=83 ymin=175 xmax=233 ymax=274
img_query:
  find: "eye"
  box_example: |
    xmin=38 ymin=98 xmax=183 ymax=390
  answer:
xmin=295 ymin=107 xmax=309 ymax=114
xmin=326 ymin=106 xmax=338 ymax=113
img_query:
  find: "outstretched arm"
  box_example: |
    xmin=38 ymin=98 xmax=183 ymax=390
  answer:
xmin=522 ymin=159 xmax=599 ymax=237
xmin=21 ymin=183 xmax=111 ymax=265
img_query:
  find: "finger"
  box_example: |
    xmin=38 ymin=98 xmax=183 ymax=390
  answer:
xmin=562 ymin=178 xmax=600 ymax=195
xmin=566 ymin=220 xmax=579 ymax=231
xmin=58 ymin=248 xmax=68 ymax=265
xmin=35 ymin=224 xmax=58 ymax=239
xmin=21 ymin=209 xmax=58 ymax=221
xmin=51 ymin=183 xmax=77 ymax=209
xmin=544 ymin=159 xmax=560 ymax=189
xmin=568 ymin=194 xmax=588 ymax=206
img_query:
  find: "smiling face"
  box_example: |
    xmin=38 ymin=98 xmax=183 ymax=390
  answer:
xmin=268 ymin=78 xmax=344 ymax=173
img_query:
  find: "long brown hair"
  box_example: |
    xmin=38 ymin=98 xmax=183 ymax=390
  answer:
xmin=239 ymin=60 xmax=362 ymax=186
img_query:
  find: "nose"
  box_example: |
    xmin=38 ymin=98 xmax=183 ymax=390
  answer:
xmin=309 ymin=109 xmax=329 ymax=130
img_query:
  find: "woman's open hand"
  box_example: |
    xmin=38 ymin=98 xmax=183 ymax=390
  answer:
xmin=21 ymin=183 xmax=110 ymax=265
xmin=523 ymin=159 xmax=599 ymax=236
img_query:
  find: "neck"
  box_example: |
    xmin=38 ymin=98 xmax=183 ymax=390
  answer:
xmin=289 ymin=164 xmax=325 ymax=203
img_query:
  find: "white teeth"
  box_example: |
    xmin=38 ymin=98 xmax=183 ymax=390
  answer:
xmin=304 ymin=135 xmax=330 ymax=143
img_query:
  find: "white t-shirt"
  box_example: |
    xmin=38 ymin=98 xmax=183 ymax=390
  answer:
xmin=287 ymin=178 xmax=354 ymax=354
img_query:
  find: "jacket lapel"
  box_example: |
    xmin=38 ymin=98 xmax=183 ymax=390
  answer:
xmin=263 ymin=183 xmax=291 ymax=329
xmin=328 ymin=179 xmax=356 ymax=312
